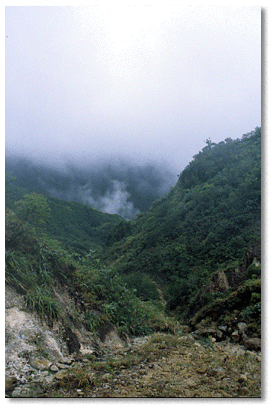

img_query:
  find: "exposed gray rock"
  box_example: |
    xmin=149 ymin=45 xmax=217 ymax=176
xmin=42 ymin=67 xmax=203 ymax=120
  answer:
xmin=61 ymin=357 xmax=74 ymax=364
xmin=192 ymin=328 xmax=216 ymax=340
xmin=231 ymin=330 xmax=240 ymax=342
xmin=5 ymin=286 xmax=25 ymax=309
xmin=207 ymin=366 xmax=225 ymax=377
xmin=218 ymin=325 xmax=228 ymax=333
xmin=237 ymin=322 xmax=247 ymax=334
xmin=5 ymin=375 xmax=17 ymax=391
xmin=58 ymin=363 xmax=69 ymax=369
xmin=244 ymin=338 xmax=261 ymax=351
xmin=29 ymin=356 xmax=51 ymax=371
xmin=5 ymin=284 xmax=108 ymax=387
xmin=54 ymin=370 xmax=68 ymax=380
xmin=238 ymin=374 xmax=247 ymax=383
xmin=50 ymin=364 xmax=59 ymax=372
xmin=11 ymin=382 xmax=44 ymax=398
xmin=216 ymin=330 xmax=223 ymax=339
xmin=5 ymin=305 xmax=64 ymax=382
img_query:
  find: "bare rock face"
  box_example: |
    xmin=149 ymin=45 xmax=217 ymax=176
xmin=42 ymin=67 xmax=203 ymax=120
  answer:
xmin=208 ymin=270 xmax=229 ymax=294
xmin=5 ymin=286 xmax=84 ymax=385
xmin=98 ymin=320 xmax=124 ymax=348
xmin=5 ymin=301 xmax=65 ymax=384
xmin=5 ymin=285 xmax=125 ymax=395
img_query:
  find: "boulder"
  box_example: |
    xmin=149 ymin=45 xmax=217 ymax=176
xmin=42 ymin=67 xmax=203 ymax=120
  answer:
xmin=244 ymin=338 xmax=261 ymax=351
xmin=231 ymin=330 xmax=240 ymax=342
xmin=237 ymin=386 xmax=249 ymax=396
xmin=240 ymin=332 xmax=248 ymax=343
xmin=29 ymin=356 xmax=51 ymax=371
xmin=193 ymin=328 xmax=216 ymax=339
xmin=207 ymin=366 xmax=225 ymax=377
xmin=238 ymin=374 xmax=247 ymax=383
xmin=204 ymin=328 xmax=217 ymax=335
xmin=54 ymin=370 xmax=68 ymax=380
xmin=237 ymin=322 xmax=247 ymax=334
xmin=218 ymin=325 xmax=228 ymax=333
xmin=216 ymin=330 xmax=223 ymax=340
xmin=50 ymin=364 xmax=59 ymax=372
xmin=5 ymin=375 xmax=17 ymax=391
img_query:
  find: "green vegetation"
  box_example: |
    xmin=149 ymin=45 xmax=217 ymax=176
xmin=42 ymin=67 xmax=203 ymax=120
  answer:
xmin=6 ymin=183 xmax=123 ymax=254
xmin=5 ymin=187 xmax=175 ymax=335
xmin=5 ymin=157 xmax=175 ymax=216
xmin=5 ymin=127 xmax=261 ymax=337
xmin=100 ymin=128 xmax=261 ymax=326
xmin=44 ymin=197 xmax=122 ymax=254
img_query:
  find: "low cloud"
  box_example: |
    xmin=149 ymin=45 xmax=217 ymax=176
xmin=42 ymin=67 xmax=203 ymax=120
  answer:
xmin=6 ymin=155 xmax=176 ymax=219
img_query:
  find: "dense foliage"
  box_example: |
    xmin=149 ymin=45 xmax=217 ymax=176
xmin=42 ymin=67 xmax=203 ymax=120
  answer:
xmin=100 ymin=128 xmax=261 ymax=321
xmin=5 ymin=190 xmax=175 ymax=335
xmin=5 ymin=182 xmax=123 ymax=254
xmin=5 ymin=127 xmax=261 ymax=336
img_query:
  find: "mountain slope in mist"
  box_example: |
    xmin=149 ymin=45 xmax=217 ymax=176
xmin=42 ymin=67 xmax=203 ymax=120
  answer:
xmin=5 ymin=127 xmax=261 ymax=343
xmin=5 ymin=178 xmax=123 ymax=254
xmin=5 ymin=157 xmax=176 ymax=220
xmin=101 ymin=128 xmax=261 ymax=327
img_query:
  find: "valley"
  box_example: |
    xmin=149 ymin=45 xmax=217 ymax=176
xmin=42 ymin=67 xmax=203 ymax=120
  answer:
xmin=5 ymin=127 xmax=261 ymax=398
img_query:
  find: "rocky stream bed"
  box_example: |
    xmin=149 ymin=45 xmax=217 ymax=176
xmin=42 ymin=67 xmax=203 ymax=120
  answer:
xmin=5 ymin=285 xmax=261 ymax=398
xmin=6 ymin=331 xmax=261 ymax=398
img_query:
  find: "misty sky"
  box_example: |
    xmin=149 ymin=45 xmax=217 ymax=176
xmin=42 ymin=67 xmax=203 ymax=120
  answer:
xmin=5 ymin=5 xmax=261 ymax=174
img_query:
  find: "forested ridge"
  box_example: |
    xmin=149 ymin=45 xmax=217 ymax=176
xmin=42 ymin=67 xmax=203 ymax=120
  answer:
xmin=5 ymin=127 xmax=261 ymax=338
xmin=100 ymin=127 xmax=261 ymax=328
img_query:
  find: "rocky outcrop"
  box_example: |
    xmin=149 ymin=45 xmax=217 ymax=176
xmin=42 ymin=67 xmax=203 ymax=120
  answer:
xmin=208 ymin=271 xmax=229 ymax=294
xmin=190 ymin=320 xmax=261 ymax=352
xmin=189 ymin=279 xmax=261 ymax=330
xmin=5 ymin=285 xmax=124 ymax=395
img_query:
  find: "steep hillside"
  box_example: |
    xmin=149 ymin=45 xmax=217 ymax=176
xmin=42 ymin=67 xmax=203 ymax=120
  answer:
xmin=5 ymin=127 xmax=261 ymax=397
xmin=5 ymin=181 xmax=123 ymax=254
xmin=5 ymin=182 xmax=177 ymax=343
xmin=44 ymin=197 xmax=122 ymax=254
xmin=100 ymin=128 xmax=261 ymax=328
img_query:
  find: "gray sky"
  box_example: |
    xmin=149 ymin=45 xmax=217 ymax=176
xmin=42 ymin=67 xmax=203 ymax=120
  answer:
xmin=5 ymin=5 xmax=261 ymax=173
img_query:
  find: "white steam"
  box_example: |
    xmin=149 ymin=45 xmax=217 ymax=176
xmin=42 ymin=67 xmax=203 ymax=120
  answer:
xmin=79 ymin=180 xmax=140 ymax=220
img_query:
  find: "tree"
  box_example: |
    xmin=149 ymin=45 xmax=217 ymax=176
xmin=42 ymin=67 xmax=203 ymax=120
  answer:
xmin=5 ymin=172 xmax=16 ymax=195
xmin=14 ymin=193 xmax=50 ymax=226
xmin=6 ymin=193 xmax=50 ymax=249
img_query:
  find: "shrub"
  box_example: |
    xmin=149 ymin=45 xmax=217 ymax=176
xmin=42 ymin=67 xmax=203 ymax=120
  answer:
xmin=5 ymin=250 xmax=36 ymax=293
xmin=245 ymin=263 xmax=261 ymax=280
xmin=26 ymin=286 xmax=60 ymax=319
